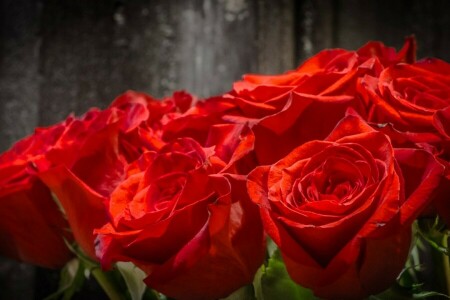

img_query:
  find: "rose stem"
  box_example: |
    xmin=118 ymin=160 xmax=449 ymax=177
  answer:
xmin=91 ymin=267 xmax=126 ymax=300
xmin=442 ymin=232 xmax=450 ymax=295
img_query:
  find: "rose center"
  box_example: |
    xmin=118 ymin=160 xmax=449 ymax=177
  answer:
xmin=298 ymin=156 xmax=363 ymax=204
xmin=305 ymin=172 xmax=354 ymax=202
xmin=147 ymin=173 xmax=187 ymax=211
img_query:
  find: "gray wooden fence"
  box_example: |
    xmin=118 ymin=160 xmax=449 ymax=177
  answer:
xmin=1 ymin=0 xmax=449 ymax=298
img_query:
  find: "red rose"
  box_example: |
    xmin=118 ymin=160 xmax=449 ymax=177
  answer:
xmin=0 ymin=122 xmax=73 ymax=267
xmin=159 ymin=95 xmax=234 ymax=150
xmin=0 ymin=112 xmax=109 ymax=267
xmin=358 ymin=58 xmax=450 ymax=224
xmin=109 ymin=90 xmax=196 ymax=160
xmin=0 ymin=90 xmax=175 ymax=263
xmin=0 ymin=106 xmax=128 ymax=263
xmin=38 ymin=91 xmax=180 ymax=259
xmin=36 ymin=109 xmax=129 ymax=259
xmin=359 ymin=58 xmax=450 ymax=140
xmin=200 ymin=39 xmax=416 ymax=165
xmin=356 ymin=37 xmax=416 ymax=68
xmin=247 ymin=114 xmax=443 ymax=299
xmin=95 ymin=136 xmax=265 ymax=300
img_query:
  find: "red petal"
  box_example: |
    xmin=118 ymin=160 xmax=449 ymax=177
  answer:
xmin=39 ymin=166 xmax=108 ymax=259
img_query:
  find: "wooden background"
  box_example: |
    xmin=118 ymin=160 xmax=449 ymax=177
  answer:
xmin=0 ymin=0 xmax=449 ymax=298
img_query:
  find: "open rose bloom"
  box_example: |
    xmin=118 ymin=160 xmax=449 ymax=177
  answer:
xmin=0 ymin=38 xmax=449 ymax=300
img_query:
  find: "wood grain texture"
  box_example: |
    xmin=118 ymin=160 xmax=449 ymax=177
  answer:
xmin=334 ymin=0 xmax=450 ymax=60
xmin=0 ymin=1 xmax=40 ymax=296
xmin=256 ymin=0 xmax=295 ymax=73
xmin=0 ymin=0 xmax=40 ymax=152
xmin=36 ymin=0 xmax=296 ymax=126
xmin=171 ymin=0 xmax=259 ymax=97
xmin=38 ymin=0 xmax=119 ymax=125
xmin=295 ymin=0 xmax=336 ymax=64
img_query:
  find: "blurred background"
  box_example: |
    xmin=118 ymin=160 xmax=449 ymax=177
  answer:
xmin=0 ymin=0 xmax=449 ymax=298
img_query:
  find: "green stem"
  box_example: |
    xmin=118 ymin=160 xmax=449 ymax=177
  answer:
xmin=442 ymin=232 xmax=450 ymax=295
xmin=91 ymin=267 xmax=126 ymax=300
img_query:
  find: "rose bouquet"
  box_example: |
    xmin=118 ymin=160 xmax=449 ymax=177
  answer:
xmin=0 ymin=38 xmax=449 ymax=300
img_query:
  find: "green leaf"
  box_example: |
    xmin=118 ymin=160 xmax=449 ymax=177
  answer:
xmin=266 ymin=237 xmax=277 ymax=258
xmin=412 ymin=291 xmax=450 ymax=299
xmin=372 ymin=282 xmax=450 ymax=299
xmin=372 ymin=282 xmax=420 ymax=300
xmin=116 ymin=262 xmax=147 ymax=300
xmin=44 ymin=258 xmax=86 ymax=300
xmin=254 ymin=249 xmax=316 ymax=300
xmin=63 ymin=240 xmax=130 ymax=300
xmin=416 ymin=218 xmax=449 ymax=256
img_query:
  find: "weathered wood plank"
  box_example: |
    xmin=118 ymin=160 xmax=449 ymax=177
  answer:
xmin=108 ymin=0 xmax=182 ymax=99
xmin=256 ymin=0 xmax=296 ymax=73
xmin=38 ymin=0 xmax=285 ymax=126
xmin=409 ymin=0 xmax=450 ymax=61
xmin=295 ymin=0 xmax=336 ymax=64
xmin=174 ymin=0 xmax=259 ymax=96
xmin=38 ymin=0 xmax=118 ymax=125
xmin=0 ymin=0 xmax=41 ymax=296
xmin=0 ymin=0 xmax=40 ymax=152
xmin=334 ymin=0 xmax=450 ymax=59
